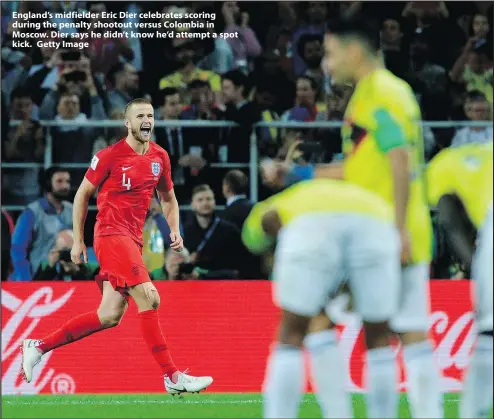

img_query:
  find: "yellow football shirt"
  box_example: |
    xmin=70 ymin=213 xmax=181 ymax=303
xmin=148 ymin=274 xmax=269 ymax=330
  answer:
xmin=341 ymin=68 xmax=432 ymax=263
xmin=242 ymin=179 xmax=394 ymax=255
xmin=427 ymin=143 xmax=493 ymax=229
xmin=159 ymin=68 xmax=221 ymax=92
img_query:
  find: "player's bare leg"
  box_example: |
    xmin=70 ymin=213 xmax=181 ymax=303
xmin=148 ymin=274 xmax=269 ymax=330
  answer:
xmin=304 ymin=311 xmax=352 ymax=418
xmin=127 ymin=282 xmax=213 ymax=395
xmin=263 ymin=310 xmax=311 ymax=418
xmin=21 ymin=281 xmax=128 ymax=383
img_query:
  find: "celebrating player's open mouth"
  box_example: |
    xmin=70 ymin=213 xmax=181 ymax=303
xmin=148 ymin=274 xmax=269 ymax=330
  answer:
xmin=139 ymin=124 xmax=152 ymax=140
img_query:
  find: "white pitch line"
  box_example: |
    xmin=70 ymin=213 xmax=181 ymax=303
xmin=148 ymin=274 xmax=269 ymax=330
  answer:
xmin=3 ymin=398 xmax=295 ymax=407
xmin=2 ymin=397 xmax=461 ymax=407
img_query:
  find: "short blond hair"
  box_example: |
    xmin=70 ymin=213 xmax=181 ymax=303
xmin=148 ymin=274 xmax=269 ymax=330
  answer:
xmin=124 ymin=98 xmax=152 ymax=118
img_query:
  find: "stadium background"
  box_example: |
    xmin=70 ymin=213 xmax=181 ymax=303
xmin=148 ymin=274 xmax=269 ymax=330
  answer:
xmin=0 ymin=0 xmax=492 ymax=406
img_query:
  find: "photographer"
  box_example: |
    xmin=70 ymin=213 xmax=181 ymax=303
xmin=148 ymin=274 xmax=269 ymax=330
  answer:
xmin=34 ymin=230 xmax=99 ymax=281
xmin=151 ymin=248 xmax=243 ymax=281
xmin=2 ymin=88 xmax=45 ymax=206
xmin=39 ymin=53 xmax=107 ymax=120
xmin=40 ymin=55 xmax=107 ymax=164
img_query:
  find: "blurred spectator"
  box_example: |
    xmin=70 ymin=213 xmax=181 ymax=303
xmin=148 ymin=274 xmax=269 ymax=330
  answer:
xmin=314 ymin=83 xmax=354 ymax=162
xmin=2 ymin=210 xmax=14 ymax=280
xmin=86 ymin=1 xmax=134 ymax=78
xmin=183 ymin=184 xmax=245 ymax=278
xmin=251 ymin=51 xmax=295 ymax=114
xmin=381 ymin=18 xmax=408 ymax=79
xmin=198 ymin=37 xmax=235 ymax=74
xmin=282 ymin=75 xmax=325 ymax=122
xmin=38 ymin=54 xmax=108 ymax=119
xmin=298 ymin=34 xmax=324 ymax=101
xmin=92 ymin=109 xmax=126 ymax=155
xmin=2 ymin=88 xmax=44 ymax=205
xmin=220 ymin=170 xmax=263 ymax=279
xmin=106 ymin=63 xmax=141 ymax=113
xmin=1 ymin=42 xmax=33 ymax=109
xmin=155 ymin=87 xmax=210 ymax=202
xmin=221 ymin=2 xmax=262 ymax=73
xmin=197 ymin=5 xmax=235 ymax=75
xmin=221 ymin=70 xmax=261 ymax=163
xmin=39 ymin=56 xmax=107 ymax=164
xmin=406 ymin=32 xmax=448 ymax=118
xmin=159 ymin=39 xmax=221 ymax=105
xmin=180 ymin=80 xmax=224 ymax=121
xmin=450 ymin=91 xmax=493 ymax=148
xmin=33 ymin=229 xmax=99 ymax=281
xmin=292 ymin=2 xmax=328 ymax=76
xmin=121 ymin=2 xmax=144 ymax=72
xmin=450 ymin=37 xmax=493 ymax=103
xmin=46 ymin=1 xmax=87 ymax=35
xmin=470 ymin=13 xmax=491 ymax=47
xmin=10 ymin=167 xmax=73 ymax=281
xmin=221 ymin=170 xmax=252 ymax=230
xmin=150 ymin=248 xmax=193 ymax=280
xmin=26 ymin=48 xmax=107 ymax=109
xmin=49 ymin=92 xmax=101 ymax=164
xmin=254 ymin=81 xmax=281 ymax=157
xmin=265 ymin=2 xmax=298 ymax=54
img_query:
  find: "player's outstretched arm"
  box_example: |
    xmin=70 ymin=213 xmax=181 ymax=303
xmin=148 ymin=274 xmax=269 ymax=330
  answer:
xmin=261 ymin=159 xmax=344 ymax=189
xmin=156 ymin=188 xmax=183 ymax=252
xmin=71 ymin=178 xmax=97 ymax=264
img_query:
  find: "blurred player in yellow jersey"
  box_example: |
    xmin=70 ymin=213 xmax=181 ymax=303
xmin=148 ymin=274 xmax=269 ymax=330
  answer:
xmin=262 ymin=15 xmax=440 ymax=419
xmin=242 ymin=179 xmax=401 ymax=419
xmin=325 ymin=18 xmax=441 ymax=418
xmin=427 ymin=143 xmax=493 ymax=419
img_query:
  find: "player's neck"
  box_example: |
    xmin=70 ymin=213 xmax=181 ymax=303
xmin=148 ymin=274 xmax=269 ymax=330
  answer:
xmin=354 ymin=58 xmax=380 ymax=83
xmin=126 ymin=136 xmax=149 ymax=155
xmin=196 ymin=214 xmax=212 ymax=229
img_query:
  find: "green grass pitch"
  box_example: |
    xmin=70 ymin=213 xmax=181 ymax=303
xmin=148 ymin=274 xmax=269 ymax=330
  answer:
xmin=3 ymin=393 xmax=482 ymax=419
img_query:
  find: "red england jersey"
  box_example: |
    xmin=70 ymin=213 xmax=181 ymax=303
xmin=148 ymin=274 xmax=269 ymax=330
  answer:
xmin=85 ymin=139 xmax=173 ymax=246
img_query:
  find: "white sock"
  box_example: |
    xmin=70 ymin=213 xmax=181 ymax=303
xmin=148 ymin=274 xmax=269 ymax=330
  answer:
xmin=403 ymin=340 xmax=443 ymax=418
xmin=461 ymin=334 xmax=493 ymax=419
xmin=366 ymin=346 xmax=399 ymax=419
xmin=263 ymin=344 xmax=305 ymax=418
xmin=304 ymin=330 xmax=352 ymax=418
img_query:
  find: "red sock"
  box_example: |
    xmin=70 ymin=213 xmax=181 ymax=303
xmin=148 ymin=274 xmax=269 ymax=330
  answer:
xmin=139 ymin=309 xmax=178 ymax=380
xmin=37 ymin=311 xmax=104 ymax=354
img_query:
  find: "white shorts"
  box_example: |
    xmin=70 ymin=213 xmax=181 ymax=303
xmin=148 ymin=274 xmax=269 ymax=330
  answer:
xmin=273 ymin=213 xmax=401 ymax=322
xmin=472 ymin=205 xmax=493 ymax=333
xmin=390 ymin=263 xmax=431 ymax=333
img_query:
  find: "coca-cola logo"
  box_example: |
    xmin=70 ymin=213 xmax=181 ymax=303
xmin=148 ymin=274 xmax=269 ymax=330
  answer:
xmin=2 ymin=287 xmax=75 ymax=395
xmin=333 ymin=309 xmax=476 ymax=392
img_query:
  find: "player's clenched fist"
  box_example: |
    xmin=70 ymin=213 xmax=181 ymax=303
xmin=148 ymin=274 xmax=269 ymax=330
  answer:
xmin=71 ymin=241 xmax=88 ymax=264
xmin=169 ymin=232 xmax=184 ymax=252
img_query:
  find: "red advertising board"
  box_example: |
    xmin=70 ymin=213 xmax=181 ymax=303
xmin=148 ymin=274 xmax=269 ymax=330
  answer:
xmin=1 ymin=281 xmax=474 ymax=395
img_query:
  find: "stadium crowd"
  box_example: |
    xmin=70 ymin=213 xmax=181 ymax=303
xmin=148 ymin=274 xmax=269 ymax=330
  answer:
xmin=1 ymin=1 xmax=493 ymax=281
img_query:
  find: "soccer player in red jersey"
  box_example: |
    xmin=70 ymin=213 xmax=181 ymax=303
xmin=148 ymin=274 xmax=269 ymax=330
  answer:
xmin=20 ymin=98 xmax=213 ymax=395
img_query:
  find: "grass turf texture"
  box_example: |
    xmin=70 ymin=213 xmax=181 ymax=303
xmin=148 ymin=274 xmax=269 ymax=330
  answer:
xmin=2 ymin=393 xmax=481 ymax=419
